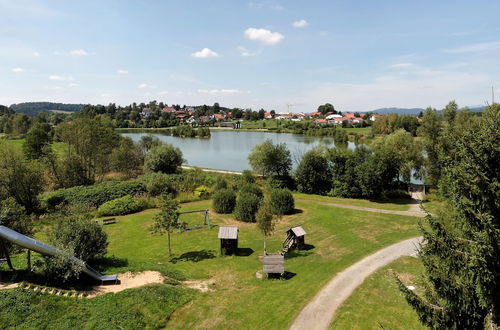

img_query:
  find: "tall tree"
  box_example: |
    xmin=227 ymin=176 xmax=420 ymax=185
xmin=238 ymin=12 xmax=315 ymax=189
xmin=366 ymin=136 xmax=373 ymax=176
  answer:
xmin=256 ymin=201 xmax=275 ymax=254
xmin=151 ymin=195 xmax=180 ymax=256
xmin=418 ymin=107 xmax=442 ymax=186
xmin=398 ymin=105 xmax=500 ymax=328
xmin=23 ymin=123 xmax=52 ymax=159
xmin=442 ymin=100 xmax=458 ymax=124
xmin=248 ymin=139 xmax=292 ymax=177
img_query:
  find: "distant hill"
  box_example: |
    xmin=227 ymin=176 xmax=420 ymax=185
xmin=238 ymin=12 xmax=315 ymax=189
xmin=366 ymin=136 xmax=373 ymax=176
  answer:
xmin=9 ymin=102 xmax=85 ymax=116
xmin=356 ymin=105 xmax=486 ymax=115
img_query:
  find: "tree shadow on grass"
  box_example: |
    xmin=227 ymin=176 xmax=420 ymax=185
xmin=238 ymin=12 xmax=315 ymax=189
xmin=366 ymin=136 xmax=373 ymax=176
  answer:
xmin=289 ymin=208 xmax=304 ymax=215
xmin=236 ymin=248 xmax=254 ymax=257
xmin=170 ymin=249 xmax=216 ymax=264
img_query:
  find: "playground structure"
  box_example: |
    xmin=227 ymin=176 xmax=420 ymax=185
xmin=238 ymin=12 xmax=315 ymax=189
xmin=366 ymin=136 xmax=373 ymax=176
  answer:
xmin=177 ymin=209 xmax=211 ymax=232
xmin=282 ymin=226 xmax=307 ymax=254
xmin=218 ymin=226 xmax=239 ymax=255
xmin=0 ymin=225 xmax=118 ymax=284
xmin=262 ymin=254 xmax=285 ymax=277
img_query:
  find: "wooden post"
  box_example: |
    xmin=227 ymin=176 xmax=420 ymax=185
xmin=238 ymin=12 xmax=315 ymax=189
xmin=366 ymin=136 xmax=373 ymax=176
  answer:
xmin=0 ymin=239 xmax=14 ymax=270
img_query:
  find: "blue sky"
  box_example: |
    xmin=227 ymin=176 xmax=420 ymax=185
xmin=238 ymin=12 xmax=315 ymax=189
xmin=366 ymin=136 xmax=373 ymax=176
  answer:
xmin=1 ymin=0 xmax=500 ymax=111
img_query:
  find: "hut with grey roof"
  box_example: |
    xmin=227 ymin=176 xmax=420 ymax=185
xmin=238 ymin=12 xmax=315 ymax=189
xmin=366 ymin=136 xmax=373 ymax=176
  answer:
xmin=218 ymin=226 xmax=239 ymax=255
xmin=263 ymin=254 xmax=285 ymax=278
xmin=282 ymin=226 xmax=307 ymax=253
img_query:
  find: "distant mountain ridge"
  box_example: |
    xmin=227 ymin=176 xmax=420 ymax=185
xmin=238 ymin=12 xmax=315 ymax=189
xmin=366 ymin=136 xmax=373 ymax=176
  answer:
xmin=9 ymin=102 xmax=85 ymax=116
xmin=355 ymin=105 xmax=486 ymax=115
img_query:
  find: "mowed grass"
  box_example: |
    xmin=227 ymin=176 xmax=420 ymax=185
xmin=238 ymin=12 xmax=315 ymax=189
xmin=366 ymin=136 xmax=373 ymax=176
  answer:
xmin=1 ymin=138 xmax=66 ymax=157
xmin=100 ymin=199 xmax=420 ymax=329
xmin=0 ymin=285 xmax=194 ymax=329
xmin=294 ymin=192 xmax=412 ymax=211
xmin=422 ymin=190 xmax=447 ymax=215
xmin=331 ymin=256 xmax=426 ymax=330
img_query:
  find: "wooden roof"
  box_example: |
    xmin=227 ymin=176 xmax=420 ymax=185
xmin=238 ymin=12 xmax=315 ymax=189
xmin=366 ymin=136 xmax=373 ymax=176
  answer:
xmin=263 ymin=254 xmax=285 ymax=274
xmin=289 ymin=226 xmax=306 ymax=237
xmin=218 ymin=226 xmax=239 ymax=240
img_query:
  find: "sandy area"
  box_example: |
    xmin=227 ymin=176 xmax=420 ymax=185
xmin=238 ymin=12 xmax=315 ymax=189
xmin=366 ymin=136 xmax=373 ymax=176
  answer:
xmin=87 ymin=271 xmax=164 ymax=297
xmin=182 ymin=278 xmax=215 ymax=292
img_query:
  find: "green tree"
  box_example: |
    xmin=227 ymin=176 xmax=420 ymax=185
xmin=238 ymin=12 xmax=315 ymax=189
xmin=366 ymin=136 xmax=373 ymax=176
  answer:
xmin=442 ymin=100 xmax=458 ymax=124
xmin=23 ymin=123 xmax=52 ymax=159
xmin=256 ymin=201 xmax=275 ymax=253
xmin=110 ymin=137 xmax=143 ymax=177
xmin=248 ymin=139 xmax=292 ymax=177
xmin=0 ymin=198 xmax=33 ymax=251
xmin=212 ymin=189 xmax=236 ymax=214
xmin=317 ymin=103 xmax=335 ymax=115
xmin=418 ymin=107 xmax=443 ymax=186
xmin=151 ymin=195 xmax=180 ymax=256
xmin=0 ymin=143 xmax=44 ymax=213
xmin=144 ymin=143 xmax=183 ymax=174
xmin=295 ymin=149 xmax=332 ymax=194
xmin=398 ymin=105 xmax=500 ymax=328
xmin=234 ymin=193 xmax=261 ymax=223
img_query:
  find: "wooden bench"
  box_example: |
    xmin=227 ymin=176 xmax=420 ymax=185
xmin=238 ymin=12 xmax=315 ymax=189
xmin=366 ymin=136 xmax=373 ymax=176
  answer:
xmin=102 ymin=218 xmax=117 ymax=225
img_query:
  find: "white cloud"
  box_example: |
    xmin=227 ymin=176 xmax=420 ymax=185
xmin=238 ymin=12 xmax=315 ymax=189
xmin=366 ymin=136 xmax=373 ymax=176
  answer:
xmin=191 ymin=48 xmax=219 ymax=58
xmin=11 ymin=67 xmax=25 ymax=72
xmin=32 ymin=51 xmax=40 ymax=57
xmin=244 ymin=28 xmax=284 ymax=45
xmin=138 ymin=83 xmax=155 ymax=89
xmin=237 ymin=46 xmax=256 ymax=57
xmin=292 ymin=19 xmax=308 ymax=28
xmin=158 ymin=91 xmax=169 ymax=95
xmin=443 ymin=41 xmax=500 ymax=53
xmin=54 ymin=49 xmax=88 ymax=56
xmin=49 ymin=75 xmax=74 ymax=81
xmin=68 ymin=83 xmax=79 ymax=87
xmin=197 ymin=89 xmax=241 ymax=95
xmin=116 ymin=69 xmax=128 ymax=74
xmin=390 ymin=62 xmax=415 ymax=68
xmin=100 ymin=93 xmax=111 ymax=97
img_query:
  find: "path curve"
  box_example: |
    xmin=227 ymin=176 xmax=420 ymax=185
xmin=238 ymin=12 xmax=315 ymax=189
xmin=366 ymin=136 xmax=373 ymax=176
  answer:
xmin=296 ymin=199 xmax=427 ymax=217
xmin=288 ymin=236 xmax=423 ymax=330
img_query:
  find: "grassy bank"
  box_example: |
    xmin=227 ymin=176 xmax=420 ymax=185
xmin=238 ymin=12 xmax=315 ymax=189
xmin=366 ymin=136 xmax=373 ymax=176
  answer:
xmin=294 ymin=192 xmax=412 ymax=211
xmin=331 ymin=256 xmax=425 ymax=329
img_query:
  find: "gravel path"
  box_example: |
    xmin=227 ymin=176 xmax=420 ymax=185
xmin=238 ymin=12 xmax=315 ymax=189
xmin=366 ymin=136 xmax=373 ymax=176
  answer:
xmin=289 ymin=237 xmax=422 ymax=330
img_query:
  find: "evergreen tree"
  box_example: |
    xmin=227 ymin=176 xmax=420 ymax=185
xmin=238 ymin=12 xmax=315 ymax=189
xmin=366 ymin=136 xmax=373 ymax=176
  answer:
xmin=398 ymin=105 xmax=500 ymax=328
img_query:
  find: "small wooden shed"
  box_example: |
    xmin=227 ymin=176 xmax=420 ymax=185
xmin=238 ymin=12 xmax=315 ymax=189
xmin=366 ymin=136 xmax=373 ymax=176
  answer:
xmin=218 ymin=226 xmax=239 ymax=255
xmin=284 ymin=226 xmax=307 ymax=251
xmin=263 ymin=254 xmax=285 ymax=277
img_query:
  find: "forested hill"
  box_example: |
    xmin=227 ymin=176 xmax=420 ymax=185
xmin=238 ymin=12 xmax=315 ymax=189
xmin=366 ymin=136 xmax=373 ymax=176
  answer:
xmin=9 ymin=102 xmax=85 ymax=116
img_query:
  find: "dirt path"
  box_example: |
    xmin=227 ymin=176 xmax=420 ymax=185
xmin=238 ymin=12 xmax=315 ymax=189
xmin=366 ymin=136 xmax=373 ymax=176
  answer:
xmin=297 ymin=198 xmax=427 ymax=217
xmin=288 ymin=237 xmax=422 ymax=330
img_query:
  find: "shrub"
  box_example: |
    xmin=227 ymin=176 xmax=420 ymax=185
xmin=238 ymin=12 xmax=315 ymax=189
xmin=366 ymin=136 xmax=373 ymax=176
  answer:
xmin=97 ymin=195 xmax=143 ymax=216
xmin=144 ymin=143 xmax=183 ymax=174
xmin=213 ymin=177 xmax=228 ymax=190
xmin=194 ymin=185 xmax=211 ymax=199
xmin=239 ymin=183 xmax=263 ymax=199
xmin=266 ymin=175 xmax=296 ymax=190
xmin=49 ymin=217 xmax=108 ymax=262
xmin=42 ymin=181 xmax=146 ymax=210
xmin=234 ymin=193 xmax=261 ymax=222
xmin=241 ymin=170 xmax=255 ymax=184
xmin=295 ymin=150 xmax=332 ymax=195
xmin=212 ymin=189 xmax=236 ymax=214
xmin=140 ymin=172 xmax=176 ymax=196
xmin=270 ymin=189 xmax=295 ymax=215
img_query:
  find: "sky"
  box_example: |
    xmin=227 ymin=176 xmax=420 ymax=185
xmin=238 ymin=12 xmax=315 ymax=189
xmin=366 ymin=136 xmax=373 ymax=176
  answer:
xmin=1 ymin=0 xmax=500 ymax=112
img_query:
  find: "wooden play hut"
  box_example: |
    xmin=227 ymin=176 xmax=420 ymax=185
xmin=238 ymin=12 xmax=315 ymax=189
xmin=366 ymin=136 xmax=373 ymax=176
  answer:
xmin=263 ymin=254 xmax=285 ymax=277
xmin=218 ymin=226 xmax=238 ymax=255
xmin=283 ymin=226 xmax=307 ymax=252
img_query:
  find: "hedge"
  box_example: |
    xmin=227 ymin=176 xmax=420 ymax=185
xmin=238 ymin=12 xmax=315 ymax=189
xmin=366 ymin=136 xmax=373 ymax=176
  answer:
xmin=270 ymin=189 xmax=295 ymax=215
xmin=97 ymin=195 xmax=144 ymax=216
xmin=212 ymin=189 xmax=236 ymax=214
xmin=42 ymin=181 xmax=146 ymax=210
xmin=234 ymin=193 xmax=261 ymax=223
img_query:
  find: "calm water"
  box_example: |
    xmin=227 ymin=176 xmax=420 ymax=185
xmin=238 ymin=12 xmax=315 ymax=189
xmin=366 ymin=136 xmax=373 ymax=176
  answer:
xmin=122 ymin=130 xmax=356 ymax=172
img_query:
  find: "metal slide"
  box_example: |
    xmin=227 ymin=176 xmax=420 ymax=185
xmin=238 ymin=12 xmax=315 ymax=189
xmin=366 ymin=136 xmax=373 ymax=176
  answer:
xmin=0 ymin=225 xmax=118 ymax=283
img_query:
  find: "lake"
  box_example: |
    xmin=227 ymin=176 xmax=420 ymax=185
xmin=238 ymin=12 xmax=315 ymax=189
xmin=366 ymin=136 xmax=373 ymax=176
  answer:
xmin=121 ymin=130 xmax=356 ymax=172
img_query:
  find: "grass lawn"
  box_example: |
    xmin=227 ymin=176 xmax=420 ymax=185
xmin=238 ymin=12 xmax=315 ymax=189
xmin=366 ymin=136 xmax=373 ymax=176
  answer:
xmin=0 ymin=285 xmax=194 ymax=329
xmin=294 ymin=192 xmax=412 ymax=211
xmin=1 ymin=198 xmax=420 ymax=329
xmin=422 ymin=189 xmax=447 ymax=215
xmin=0 ymin=138 xmax=66 ymax=157
xmin=331 ymin=256 xmax=426 ymax=329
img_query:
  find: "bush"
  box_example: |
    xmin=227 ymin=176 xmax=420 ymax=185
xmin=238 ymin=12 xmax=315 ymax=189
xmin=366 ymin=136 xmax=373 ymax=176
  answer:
xmin=234 ymin=193 xmax=261 ymax=222
xmin=140 ymin=172 xmax=176 ymax=196
xmin=239 ymin=183 xmax=263 ymax=199
xmin=213 ymin=177 xmax=228 ymax=190
xmin=97 ymin=195 xmax=143 ymax=216
xmin=212 ymin=189 xmax=236 ymax=214
xmin=194 ymin=185 xmax=211 ymax=199
xmin=270 ymin=189 xmax=295 ymax=215
xmin=266 ymin=175 xmax=296 ymax=190
xmin=42 ymin=181 xmax=146 ymax=210
xmin=144 ymin=143 xmax=183 ymax=174
xmin=295 ymin=150 xmax=332 ymax=195
xmin=241 ymin=170 xmax=255 ymax=184
xmin=49 ymin=217 xmax=108 ymax=262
